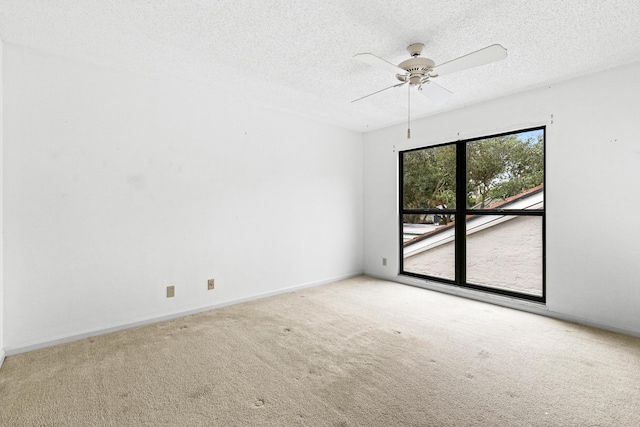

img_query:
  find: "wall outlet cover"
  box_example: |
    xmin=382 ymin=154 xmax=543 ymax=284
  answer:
xmin=167 ymin=285 xmax=175 ymax=298
xmin=208 ymin=279 xmax=215 ymax=290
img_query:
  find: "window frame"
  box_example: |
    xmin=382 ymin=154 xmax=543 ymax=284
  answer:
xmin=399 ymin=126 xmax=546 ymax=303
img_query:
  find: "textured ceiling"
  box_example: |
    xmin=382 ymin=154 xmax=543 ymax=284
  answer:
xmin=1 ymin=0 xmax=640 ymax=132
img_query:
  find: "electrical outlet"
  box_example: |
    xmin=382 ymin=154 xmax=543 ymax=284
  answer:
xmin=208 ymin=278 xmax=215 ymax=290
xmin=383 ymin=258 xmax=387 ymax=266
xmin=167 ymin=285 xmax=175 ymax=298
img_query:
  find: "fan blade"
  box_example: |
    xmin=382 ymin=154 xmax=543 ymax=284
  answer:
xmin=353 ymin=53 xmax=407 ymax=75
xmin=419 ymin=81 xmax=453 ymax=106
xmin=429 ymin=44 xmax=507 ymax=77
xmin=351 ymin=82 xmax=406 ymax=103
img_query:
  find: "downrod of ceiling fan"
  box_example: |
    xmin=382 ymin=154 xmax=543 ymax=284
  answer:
xmin=407 ymin=43 xmax=425 ymax=57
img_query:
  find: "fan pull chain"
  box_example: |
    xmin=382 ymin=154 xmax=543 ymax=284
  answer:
xmin=407 ymin=83 xmax=411 ymax=139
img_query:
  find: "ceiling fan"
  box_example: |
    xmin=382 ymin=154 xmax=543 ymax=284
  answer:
xmin=352 ymin=43 xmax=508 ymax=105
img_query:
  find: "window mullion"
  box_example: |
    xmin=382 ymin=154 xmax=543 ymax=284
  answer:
xmin=455 ymin=142 xmax=467 ymax=286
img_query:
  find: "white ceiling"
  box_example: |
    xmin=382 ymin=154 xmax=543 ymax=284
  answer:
xmin=1 ymin=0 xmax=640 ymax=132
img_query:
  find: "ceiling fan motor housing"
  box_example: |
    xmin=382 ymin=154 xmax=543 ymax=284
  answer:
xmin=396 ymin=57 xmax=436 ymax=85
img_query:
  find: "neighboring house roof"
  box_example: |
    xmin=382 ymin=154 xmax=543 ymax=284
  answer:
xmin=403 ymin=184 xmax=544 ymax=253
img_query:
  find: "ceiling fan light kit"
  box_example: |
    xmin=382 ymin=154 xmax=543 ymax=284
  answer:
xmin=353 ymin=42 xmax=508 ymax=138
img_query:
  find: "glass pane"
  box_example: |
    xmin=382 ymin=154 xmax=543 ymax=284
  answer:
xmin=466 ymin=215 xmax=543 ymax=296
xmin=403 ymin=144 xmax=456 ymax=210
xmin=402 ymin=214 xmax=455 ymax=280
xmin=467 ymin=129 xmax=544 ymax=210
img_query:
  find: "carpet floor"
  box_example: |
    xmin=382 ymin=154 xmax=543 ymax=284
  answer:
xmin=1 ymin=276 xmax=639 ymax=426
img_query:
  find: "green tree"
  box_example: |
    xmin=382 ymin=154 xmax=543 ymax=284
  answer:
xmin=467 ymin=136 xmax=515 ymax=208
xmin=403 ymin=144 xmax=456 ymax=223
xmin=487 ymin=134 xmax=544 ymax=201
xmin=468 ymin=133 xmax=544 ymax=207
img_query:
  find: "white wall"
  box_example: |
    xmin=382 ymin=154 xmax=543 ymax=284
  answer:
xmin=0 ymin=38 xmax=4 ymax=367
xmin=2 ymin=43 xmax=363 ymax=352
xmin=364 ymin=61 xmax=640 ymax=336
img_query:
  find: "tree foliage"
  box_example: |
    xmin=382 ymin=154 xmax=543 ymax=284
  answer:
xmin=403 ymin=144 xmax=456 ymax=210
xmin=403 ymin=132 xmax=543 ymax=221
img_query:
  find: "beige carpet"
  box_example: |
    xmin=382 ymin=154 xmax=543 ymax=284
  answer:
xmin=1 ymin=276 xmax=639 ymax=426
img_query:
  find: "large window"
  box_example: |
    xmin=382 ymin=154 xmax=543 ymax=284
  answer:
xmin=400 ymin=127 xmax=545 ymax=302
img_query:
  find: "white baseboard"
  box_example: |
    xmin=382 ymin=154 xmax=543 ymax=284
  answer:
xmin=0 ymin=349 xmax=5 ymax=370
xmin=4 ymin=271 xmax=363 ymax=357
xmin=368 ymin=273 xmax=640 ymax=339
xmin=539 ymin=311 xmax=640 ymax=339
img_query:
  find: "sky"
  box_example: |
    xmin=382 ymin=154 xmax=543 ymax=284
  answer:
xmin=517 ymin=129 xmax=543 ymax=142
